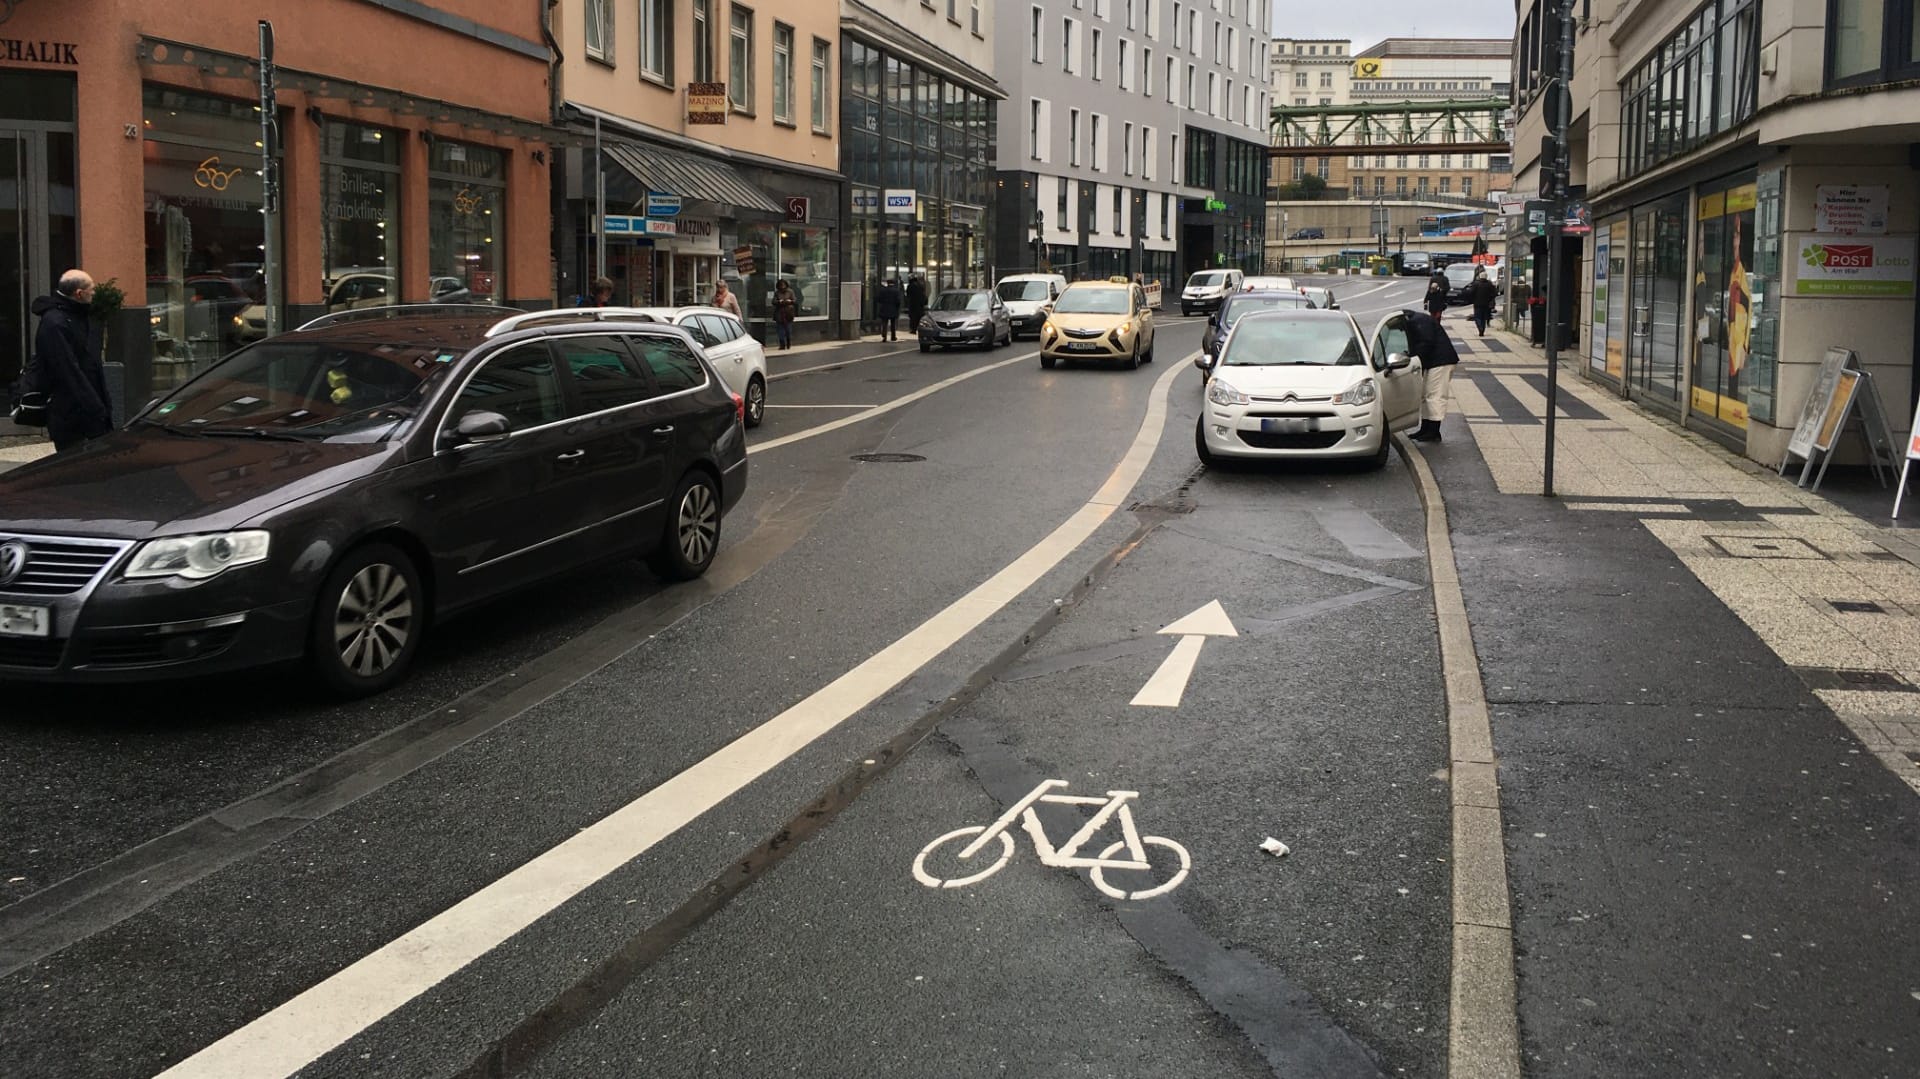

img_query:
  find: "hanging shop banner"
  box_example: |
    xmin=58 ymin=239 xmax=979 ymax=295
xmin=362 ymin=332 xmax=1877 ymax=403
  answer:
xmin=1788 ymin=234 xmax=1917 ymax=297
xmin=1814 ymin=185 xmax=1889 ymax=235
xmin=687 ymin=83 xmax=728 ymax=125
xmin=732 ymin=244 xmax=757 ymax=275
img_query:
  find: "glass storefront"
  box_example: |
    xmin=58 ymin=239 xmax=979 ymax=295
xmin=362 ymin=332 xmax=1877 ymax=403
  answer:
xmin=142 ymin=87 xmax=276 ymax=389
xmin=321 ymin=121 xmax=400 ymax=311
xmin=2 ymin=70 xmax=77 ymax=401
xmin=1747 ymin=168 xmax=1782 ymax=424
xmin=1689 ymin=174 xmax=1756 ymax=430
xmin=428 ymin=140 xmax=504 ymax=304
xmin=841 ymin=36 xmax=995 ymax=327
xmin=1628 ymin=195 xmax=1688 ymax=406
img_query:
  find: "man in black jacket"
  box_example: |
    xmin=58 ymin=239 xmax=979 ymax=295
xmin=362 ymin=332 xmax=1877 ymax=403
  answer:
xmin=1403 ymin=308 xmax=1460 ymax=443
xmin=904 ymin=275 xmax=928 ymax=332
xmin=27 ymin=270 xmax=112 ymax=453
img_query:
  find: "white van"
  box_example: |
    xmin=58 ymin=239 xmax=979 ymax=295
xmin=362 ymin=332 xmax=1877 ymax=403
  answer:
xmin=994 ymin=273 xmax=1069 ymax=338
xmin=1180 ymin=268 xmax=1244 ymax=316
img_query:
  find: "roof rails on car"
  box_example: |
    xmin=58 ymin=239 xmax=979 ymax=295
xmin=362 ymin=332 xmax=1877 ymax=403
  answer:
xmin=483 ymin=307 xmax=668 ymax=338
xmin=295 ymin=304 xmax=522 ymax=332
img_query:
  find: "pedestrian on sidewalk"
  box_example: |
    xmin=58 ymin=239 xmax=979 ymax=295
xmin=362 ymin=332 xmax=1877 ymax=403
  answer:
xmin=875 ymin=278 xmax=903 ymax=341
xmin=26 ymin=269 xmax=112 ymax=454
xmin=771 ymin=280 xmax=797 ymax=350
xmin=712 ymin=279 xmax=742 ymax=319
xmin=1403 ymin=308 xmax=1460 ymax=443
xmin=1466 ymin=267 xmax=1499 ymax=337
xmin=1424 ymin=273 xmax=1449 ymax=319
xmin=905 ymin=274 xmax=928 ymax=333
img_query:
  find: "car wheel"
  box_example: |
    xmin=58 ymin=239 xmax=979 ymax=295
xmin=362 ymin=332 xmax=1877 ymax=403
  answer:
xmin=1181 ymin=306 xmax=1193 ymax=317
xmin=1040 ymin=354 xmax=1056 ymax=369
xmin=308 ymin=542 xmax=424 ymax=697
xmin=1195 ymin=418 xmax=1218 ymax=466
xmin=744 ymin=375 xmax=767 ymax=428
xmin=1143 ymin=334 xmax=1156 ymax=363
xmin=1366 ymin=427 xmax=1392 ymax=470
xmin=919 ymin=341 xmax=931 ymax=354
xmin=1125 ymin=340 xmax=1140 ymax=370
xmin=647 ymin=470 xmax=722 ymax=581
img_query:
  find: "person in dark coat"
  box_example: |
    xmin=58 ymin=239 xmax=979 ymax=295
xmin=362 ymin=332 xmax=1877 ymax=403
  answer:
xmin=1424 ymin=273 xmax=1450 ymax=318
xmin=875 ymin=278 xmax=903 ymax=340
xmin=1403 ymin=308 xmax=1461 ymax=443
xmin=1466 ymin=268 xmax=1499 ymax=337
xmin=27 ymin=270 xmax=112 ymax=453
xmin=771 ymin=280 xmax=797 ymax=350
xmin=904 ymin=275 xmax=929 ymax=332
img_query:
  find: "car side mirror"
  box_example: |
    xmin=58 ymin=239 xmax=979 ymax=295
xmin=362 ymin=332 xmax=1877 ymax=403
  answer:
xmin=446 ymin=409 xmax=510 ymax=448
xmin=1386 ymin=352 xmax=1414 ymax=371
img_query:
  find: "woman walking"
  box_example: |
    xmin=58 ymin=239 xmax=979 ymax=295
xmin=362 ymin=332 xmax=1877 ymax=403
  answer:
xmin=712 ymin=279 xmax=742 ymax=319
xmin=772 ymin=280 xmax=798 ymax=350
xmin=1424 ymin=273 xmax=1449 ymax=320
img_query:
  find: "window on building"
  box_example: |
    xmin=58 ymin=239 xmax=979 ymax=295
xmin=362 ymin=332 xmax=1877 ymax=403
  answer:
xmin=1207 ymin=71 xmax=1218 ymax=114
xmin=1169 ymin=57 xmax=1179 ymax=101
xmin=1113 ymin=188 xmax=1124 ymax=233
xmin=1319 ymin=97 xmax=1331 ymax=105
xmin=1294 ymin=72 xmax=1307 ymax=88
xmin=811 ymin=39 xmax=831 ymax=132
xmin=1031 ymin=6 xmax=1044 ymax=62
xmin=1064 ymin=18 xmax=1079 ymax=73
xmin=1030 ymin=99 xmax=1045 ymax=159
xmin=729 ymin=6 xmax=754 ymax=110
xmin=1294 ymin=97 xmax=1306 ymax=105
xmin=1120 ymin=39 xmax=1133 ymax=89
xmin=1144 ymin=47 xmax=1155 ymax=94
xmin=971 ymin=0 xmax=982 ymax=34
xmin=1317 ymin=157 xmax=1329 ymax=179
xmin=641 ymin=0 xmax=672 ymax=80
xmin=585 ymin=0 xmax=612 ymax=62
xmin=1092 ymin=29 xmax=1103 ymax=79
xmin=1417 ymin=154 xmax=1429 ymax=168
xmin=772 ymin=24 xmax=795 ymax=122
xmin=321 ymin=121 xmax=401 ymax=305
xmin=1374 ymin=176 xmax=1385 ymax=195
xmin=1069 ymin=108 xmax=1082 ymax=165
xmin=1440 ymin=154 xmax=1452 ymax=168
xmin=1620 ymin=0 xmax=1759 ymax=177
xmin=1827 ymin=0 xmax=1920 ymax=85
xmin=1057 ymin=181 xmax=1070 ymax=232
xmin=1143 ymin=126 xmax=1156 ymax=180
xmin=1124 ymin=121 xmax=1134 ymax=173
xmin=1162 ymin=192 xmax=1172 ymax=238
xmin=1463 ymin=177 xmax=1473 ymax=196
xmin=1439 ymin=177 xmax=1451 ymax=193
xmin=1171 ymin=132 xmax=1180 ymax=182
xmin=1319 ymin=71 xmax=1332 ymax=87
xmin=1092 ymin=113 xmax=1106 ymax=170
xmin=693 ymin=0 xmax=717 ymax=80
xmin=1292 ymin=157 xmax=1304 ymax=179
xmin=1173 ymin=2 xmax=1184 ymax=47
xmin=429 ymin=141 xmax=506 ymax=308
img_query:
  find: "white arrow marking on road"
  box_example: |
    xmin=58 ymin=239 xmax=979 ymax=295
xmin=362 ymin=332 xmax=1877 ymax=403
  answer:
xmin=1129 ymin=600 xmax=1237 ymax=708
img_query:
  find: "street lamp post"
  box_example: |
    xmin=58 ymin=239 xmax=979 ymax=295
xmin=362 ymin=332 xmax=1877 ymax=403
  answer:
xmin=1280 ymin=212 xmax=1288 ymax=273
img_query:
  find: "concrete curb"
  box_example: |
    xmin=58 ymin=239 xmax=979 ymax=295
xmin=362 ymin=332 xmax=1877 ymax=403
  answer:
xmin=1395 ymin=431 xmax=1522 ymax=1079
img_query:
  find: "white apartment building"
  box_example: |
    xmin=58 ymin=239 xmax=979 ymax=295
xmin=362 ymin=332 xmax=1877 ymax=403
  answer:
xmin=1270 ymin=38 xmax=1353 ymax=107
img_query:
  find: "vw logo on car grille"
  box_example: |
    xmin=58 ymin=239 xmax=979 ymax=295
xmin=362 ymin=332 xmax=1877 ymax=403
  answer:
xmin=0 ymin=540 xmax=27 ymax=587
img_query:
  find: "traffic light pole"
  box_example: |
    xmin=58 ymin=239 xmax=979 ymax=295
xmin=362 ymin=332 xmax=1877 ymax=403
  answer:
xmin=1541 ymin=0 xmax=1575 ymax=498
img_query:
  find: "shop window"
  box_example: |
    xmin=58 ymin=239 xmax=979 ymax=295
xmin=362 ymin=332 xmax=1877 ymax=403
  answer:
xmin=1689 ymin=177 xmax=1758 ymax=431
xmin=322 ymin=121 xmax=400 ymax=310
xmin=429 ymin=140 xmax=505 ymax=305
xmin=142 ymin=87 xmax=277 ymax=389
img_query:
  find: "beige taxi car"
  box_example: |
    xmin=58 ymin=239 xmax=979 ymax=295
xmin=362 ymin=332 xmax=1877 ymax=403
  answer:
xmin=1039 ymin=279 xmax=1158 ymax=370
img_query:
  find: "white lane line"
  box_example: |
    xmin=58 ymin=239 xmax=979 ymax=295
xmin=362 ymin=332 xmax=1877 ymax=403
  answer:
xmin=749 ymin=351 xmax=1036 ymax=455
xmin=762 ymin=403 xmax=873 ymax=410
xmin=156 ymin=355 xmax=1195 ymax=1079
xmin=1339 ymin=281 xmax=1401 ymax=303
xmin=767 ymin=345 xmax=917 ymax=381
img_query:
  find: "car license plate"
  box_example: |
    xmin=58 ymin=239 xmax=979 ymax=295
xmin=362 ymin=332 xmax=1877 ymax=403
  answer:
xmin=1260 ymin=417 xmax=1316 ymax=434
xmin=939 ymin=331 xmax=962 ymax=339
xmin=1066 ymin=342 xmax=1101 ymax=352
xmin=0 ymin=604 xmax=50 ymax=638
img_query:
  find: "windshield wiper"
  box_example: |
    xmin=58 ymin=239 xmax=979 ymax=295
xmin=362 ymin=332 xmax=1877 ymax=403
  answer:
xmin=193 ymin=426 xmax=313 ymax=442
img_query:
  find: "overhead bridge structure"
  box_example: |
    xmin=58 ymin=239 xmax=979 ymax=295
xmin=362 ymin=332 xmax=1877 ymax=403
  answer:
xmin=1268 ymin=99 xmax=1511 ymax=158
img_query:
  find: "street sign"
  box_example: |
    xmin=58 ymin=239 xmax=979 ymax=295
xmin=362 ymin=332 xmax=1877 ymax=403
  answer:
xmin=1130 ymin=600 xmax=1237 ymax=708
xmin=646 ymin=191 xmax=682 ymax=217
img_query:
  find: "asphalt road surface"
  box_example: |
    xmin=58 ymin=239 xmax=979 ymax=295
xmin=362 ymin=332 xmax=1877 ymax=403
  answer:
xmin=2 ymin=278 xmax=1469 ymax=1078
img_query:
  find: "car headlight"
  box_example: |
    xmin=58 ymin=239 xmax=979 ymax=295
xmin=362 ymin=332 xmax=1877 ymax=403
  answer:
xmin=125 ymin=531 xmax=271 ymax=581
xmin=1332 ymin=379 xmax=1378 ymax=405
xmin=1042 ymin=321 xmax=1056 ymax=339
xmin=1118 ymin=320 xmax=1133 ymax=336
xmin=1206 ymin=378 xmax=1249 ymax=407
xmin=918 ymin=316 xmax=933 ymax=330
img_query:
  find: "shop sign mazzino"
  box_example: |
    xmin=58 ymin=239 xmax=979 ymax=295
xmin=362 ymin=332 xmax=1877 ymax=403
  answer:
xmin=687 ymin=83 xmax=728 ymax=125
xmin=1789 ymin=234 xmax=1917 ymax=297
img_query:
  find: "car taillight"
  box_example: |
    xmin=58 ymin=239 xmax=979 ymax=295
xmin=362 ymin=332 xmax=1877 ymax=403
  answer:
xmin=731 ymin=392 xmax=745 ymax=424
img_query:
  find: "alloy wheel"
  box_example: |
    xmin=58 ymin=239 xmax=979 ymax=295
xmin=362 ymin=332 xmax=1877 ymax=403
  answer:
xmin=333 ymin=563 xmax=414 ymax=678
xmin=746 ymin=378 xmax=766 ymax=425
xmin=677 ymin=482 xmax=719 ymax=566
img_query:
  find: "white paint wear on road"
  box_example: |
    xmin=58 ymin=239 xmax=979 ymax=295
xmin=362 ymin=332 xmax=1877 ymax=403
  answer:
xmin=765 ymin=345 xmax=918 ymax=382
xmin=749 ymin=351 xmax=1037 ymax=455
xmin=156 ymin=355 xmax=1195 ymax=1079
xmin=1129 ymin=600 xmax=1238 ymax=708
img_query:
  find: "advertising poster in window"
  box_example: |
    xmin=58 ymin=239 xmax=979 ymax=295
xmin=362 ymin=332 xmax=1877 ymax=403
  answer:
xmin=1690 ymin=179 xmax=1756 ymax=430
xmin=1605 ymin=219 xmax=1628 ymax=381
xmin=1590 ymin=227 xmax=1610 ymax=375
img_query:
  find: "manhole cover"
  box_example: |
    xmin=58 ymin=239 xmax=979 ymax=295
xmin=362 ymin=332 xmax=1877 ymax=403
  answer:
xmin=851 ymin=453 xmax=926 ymax=463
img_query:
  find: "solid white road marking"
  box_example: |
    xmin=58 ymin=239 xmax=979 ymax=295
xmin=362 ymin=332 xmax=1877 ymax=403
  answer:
xmin=1130 ymin=600 xmax=1238 ymax=708
xmin=762 ymin=403 xmax=873 ymax=410
xmin=767 ymin=345 xmax=917 ymax=381
xmin=749 ymin=351 xmax=1036 ymax=455
xmin=156 ymin=356 xmax=1195 ymax=1079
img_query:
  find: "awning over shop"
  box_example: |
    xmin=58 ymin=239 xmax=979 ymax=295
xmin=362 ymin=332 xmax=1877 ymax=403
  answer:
xmin=602 ymin=141 xmax=783 ymax=215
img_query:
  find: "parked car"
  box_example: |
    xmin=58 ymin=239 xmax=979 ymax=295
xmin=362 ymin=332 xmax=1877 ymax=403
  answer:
xmin=1041 ymin=280 xmax=1157 ymax=369
xmin=0 ymin=306 xmax=748 ymax=695
xmin=1290 ymin=227 xmax=1326 ymax=240
xmin=589 ymin=306 xmax=768 ymax=426
xmin=918 ymin=289 xmax=1013 ymax=351
xmin=1199 ymin=290 xmax=1315 ymax=369
xmin=1180 ymin=268 xmax=1244 ymax=316
xmin=1398 ymin=252 xmax=1433 ymax=276
xmin=1196 ymin=309 xmax=1424 ymax=469
xmin=1241 ymin=276 xmax=1297 ymax=292
xmin=995 ymin=273 xmax=1067 ymax=338
xmin=1300 ymin=286 xmax=1339 ymax=311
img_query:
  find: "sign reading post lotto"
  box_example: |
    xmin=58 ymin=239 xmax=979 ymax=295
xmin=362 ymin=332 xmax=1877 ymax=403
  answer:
xmin=1789 ymin=234 xmax=1917 ymax=297
xmin=687 ymin=83 xmax=728 ymax=124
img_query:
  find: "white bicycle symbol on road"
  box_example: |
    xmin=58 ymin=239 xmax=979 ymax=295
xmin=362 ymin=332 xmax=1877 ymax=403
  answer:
xmin=913 ymin=779 xmax=1192 ymax=901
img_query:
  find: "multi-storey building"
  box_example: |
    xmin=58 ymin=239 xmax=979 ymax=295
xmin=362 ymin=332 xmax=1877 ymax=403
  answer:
xmin=551 ymin=0 xmax=843 ymax=341
xmin=993 ymin=0 xmax=1271 ymax=291
xmin=0 ymin=0 xmax=553 ymax=410
xmin=1270 ymin=38 xmax=1354 ymax=107
xmin=1512 ymin=0 xmax=1920 ymax=466
xmin=839 ymin=0 xmax=1003 ymax=331
xmin=1348 ymin=37 xmax=1513 ymax=103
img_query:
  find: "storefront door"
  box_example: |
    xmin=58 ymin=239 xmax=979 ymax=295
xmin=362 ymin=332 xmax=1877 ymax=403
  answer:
xmin=1 ymin=126 xmax=76 ymax=399
xmin=1627 ymin=197 xmax=1686 ymax=409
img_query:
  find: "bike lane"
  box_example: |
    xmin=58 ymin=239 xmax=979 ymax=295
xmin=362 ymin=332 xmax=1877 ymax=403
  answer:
xmin=525 ymin=447 xmax=1450 ymax=1077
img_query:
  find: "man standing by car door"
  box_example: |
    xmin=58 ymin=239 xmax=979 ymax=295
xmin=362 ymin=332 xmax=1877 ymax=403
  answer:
xmin=1403 ymin=308 xmax=1460 ymax=443
xmin=27 ymin=270 xmax=112 ymax=453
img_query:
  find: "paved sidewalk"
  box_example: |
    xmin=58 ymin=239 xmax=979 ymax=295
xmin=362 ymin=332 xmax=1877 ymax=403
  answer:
xmin=1451 ymin=324 xmax=1920 ymax=795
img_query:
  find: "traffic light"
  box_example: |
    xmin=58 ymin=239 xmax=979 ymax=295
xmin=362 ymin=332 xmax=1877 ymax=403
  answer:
xmin=1539 ymin=134 xmax=1562 ymax=200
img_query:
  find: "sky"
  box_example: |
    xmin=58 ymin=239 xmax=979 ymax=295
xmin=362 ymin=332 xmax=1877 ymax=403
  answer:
xmin=1271 ymin=0 xmax=1516 ymax=48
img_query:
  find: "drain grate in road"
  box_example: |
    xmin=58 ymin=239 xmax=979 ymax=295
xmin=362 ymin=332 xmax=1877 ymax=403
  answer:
xmin=1830 ymin=600 xmax=1888 ymax=614
xmin=1707 ymin=535 xmax=1826 ymax=560
xmin=851 ymin=452 xmax=926 ymax=463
